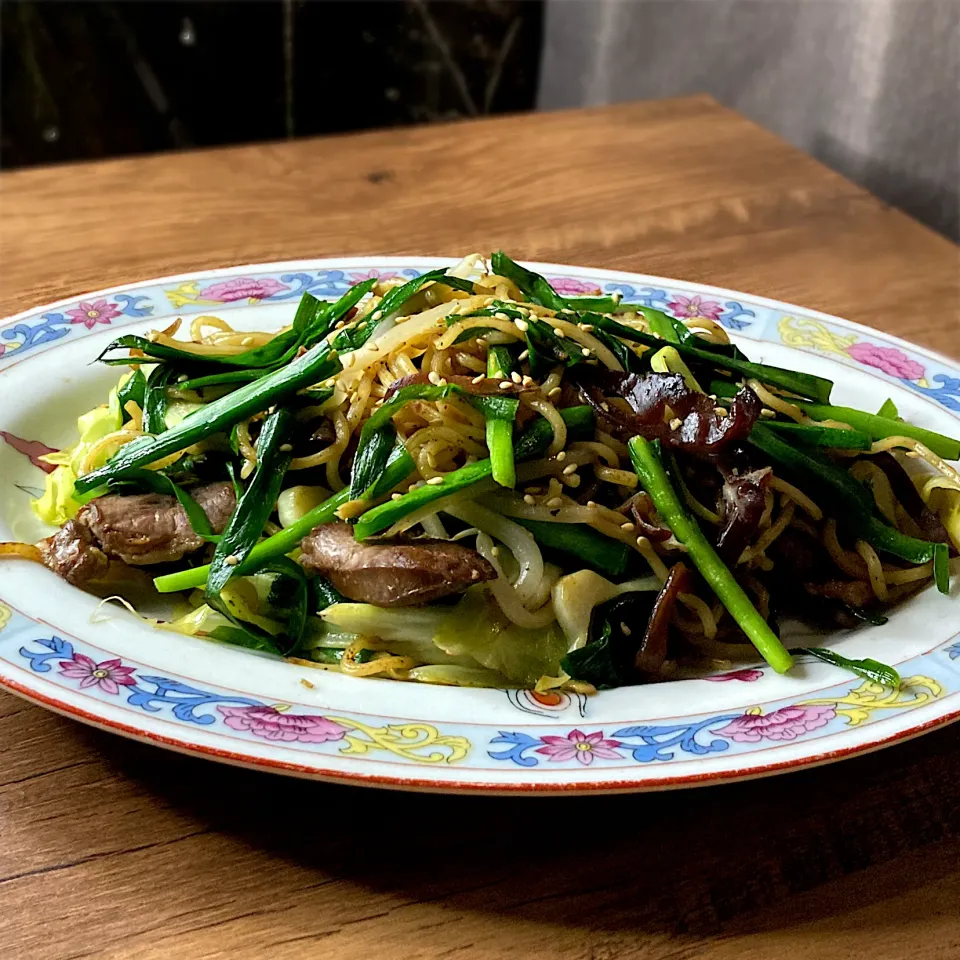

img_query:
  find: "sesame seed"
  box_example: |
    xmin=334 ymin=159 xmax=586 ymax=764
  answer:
xmin=521 ymin=375 xmax=535 ymax=386
xmin=391 ymin=493 xmax=403 ymax=500
xmin=620 ymin=521 xmax=635 ymax=532
xmin=324 ymin=378 xmax=336 ymax=387
xmin=620 ymin=622 xmax=632 ymax=636
xmin=428 ymin=371 xmax=442 ymax=385
xmin=499 ymin=381 xmax=513 ymax=390
xmin=518 ymin=349 xmax=529 ymax=361
xmin=438 ymin=378 xmax=448 ymax=387
xmin=491 ymin=546 xmax=500 ymax=557
xmin=580 ymin=324 xmax=595 ymax=332
xmin=279 ymin=443 xmax=293 ymax=452
xmin=546 ymin=497 xmax=563 ymax=508
xmin=335 ymin=320 xmax=346 ymax=330
xmin=511 ymin=371 xmax=522 ymax=384
xmin=523 ymin=494 xmax=535 ymax=505
xmin=556 ymin=451 xmax=567 ymax=461
xmin=582 ymin=348 xmax=592 ymax=358
xmin=225 ymin=555 xmax=240 ymax=566
xmin=601 ymin=402 xmax=610 ymax=412
xmin=514 ymin=318 xmax=529 ymax=333
xmin=553 ymin=327 xmax=565 ymax=338
xmin=427 ymin=476 xmax=445 ymax=485
xmin=548 ymin=387 xmax=562 ymax=399
xmin=669 ymin=417 xmax=683 ymax=429
xmin=371 ymin=310 xmax=382 ymax=321
xmin=471 ymin=374 xmax=485 ymax=384
xmin=760 ymin=408 xmax=776 ymax=418
xmin=494 ymin=311 xmax=509 ymax=321
xmin=562 ymin=464 xmax=577 ymax=476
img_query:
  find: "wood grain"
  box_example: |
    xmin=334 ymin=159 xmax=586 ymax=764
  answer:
xmin=1 ymin=96 xmax=958 ymax=960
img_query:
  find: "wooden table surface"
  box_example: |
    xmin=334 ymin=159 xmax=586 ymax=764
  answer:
xmin=1 ymin=96 xmax=958 ymax=960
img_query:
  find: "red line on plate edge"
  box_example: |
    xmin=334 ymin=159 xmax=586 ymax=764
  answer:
xmin=1 ymin=671 xmax=957 ymax=795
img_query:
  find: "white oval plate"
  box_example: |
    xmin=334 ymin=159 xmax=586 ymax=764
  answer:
xmin=1 ymin=258 xmax=959 ymax=794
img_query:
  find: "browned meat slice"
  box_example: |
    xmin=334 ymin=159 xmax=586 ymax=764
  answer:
xmin=300 ymin=522 xmax=496 ymax=607
xmin=40 ymin=482 xmax=236 ymax=586
xmin=38 ymin=518 xmax=111 ymax=586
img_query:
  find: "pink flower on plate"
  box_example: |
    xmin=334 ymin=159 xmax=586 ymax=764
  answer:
xmin=712 ymin=705 xmax=836 ymax=743
xmin=349 ymin=269 xmax=400 ymax=283
xmin=536 ymin=728 xmax=624 ymax=766
xmin=548 ymin=276 xmax=602 ymax=296
xmin=846 ymin=342 xmax=925 ymax=381
xmin=66 ymin=299 xmax=122 ymax=329
xmin=197 ymin=277 xmax=289 ymax=302
xmin=217 ymin=705 xmax=348 ymax=743
xmin=705 ymin=668 xmax=764 ymax=683
xmin=58 ymin=654 xmax=137 ymax=695
xmin=666 ymin=294 xmax=723 ymax=321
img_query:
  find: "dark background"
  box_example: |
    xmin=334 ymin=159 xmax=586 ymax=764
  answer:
xmin=1 ymin=0 xmax=543 ymax=168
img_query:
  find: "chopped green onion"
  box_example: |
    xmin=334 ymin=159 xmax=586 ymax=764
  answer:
xmin=793 ymin=647 xmax=900 ymax=688
xmin=791 ymin=401 xmax=960 ymax=461
xmin=628 ymin=436 xmax=794 ymax=674
xmin=512 ymin=518 xmax=629 ymax=577
xmin=486 ymin=344 xmax=517 ymax=487
xmin=750 ymin=424 xmax=950 ymax=593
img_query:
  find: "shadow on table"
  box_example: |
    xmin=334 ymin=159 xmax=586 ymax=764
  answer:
xmin=74 ymin=717 xmax=960 ymax=937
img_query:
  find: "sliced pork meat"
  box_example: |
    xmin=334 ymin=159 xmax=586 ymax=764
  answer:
xmin=300 ymin=522 xmax=496 ymax=607
xmin=40 ymin=482 xmax=236 ymax=586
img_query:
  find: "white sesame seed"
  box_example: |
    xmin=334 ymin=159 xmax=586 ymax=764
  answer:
xmin=514 ymin=319 xmax=529 ymax=333
xmin=518 ymin=349 xmax=529 ymax=361
xmin=491 ymin=546 xmax=500 ymax=557
xmin=427 ymin=476 xmax=445 ymax=485
xmin=371 ymin=310 xmax=382 ymax=321
xmin=494 ymin=311 xmax=509 ymax=321
xmin=760 ymin=408 xmax=776 ymax=418
xmin=391 ymin=493 xmax=403 ymax=500
xmin=562 ymin=464 xmax=577 ymax=476
xmin=523 ymin=494 xmax=536 ymax=505
xmin=601 ymin=402 xmax=610 ymax=412
xmin=279 ymin=443 xmax=293 ymax=452
xmin=224 ymin=554 xmax=240 ymax=566
xmin=621 ymin=522 xmax=635 ymax=532
xmin=499 ymin=381 xmax=513 ymax=390
xmin=669 ymin=417 xmax=683 ymax=429
xmin=546 ymin=497 xmax=564 ymax=508
xmin=556 ymin=451 xmax=566 ymax=461
xmin=521 ymin=375 xmax=535 ymax=386
xmin=428 ymin=371 xmax=442 ymax=385
xmin=438 ymin=378 xmax=448 ymax=387
xmin=581 ymin=347 xmax=592 ymax=357
xmin=620 ymin=622 xmax=632 ymax=636
xmin=581 ymin=324 xmax=595 ymax=332
xmin=553 ymin=327 xmax=565 ymax=338
xmin=471 ymin=374 xmax=485 ymax=384
xmin=511 ymin=371 xmax=522 ymax=384
xmin=335 ymin=320 xmax=346 ymax=330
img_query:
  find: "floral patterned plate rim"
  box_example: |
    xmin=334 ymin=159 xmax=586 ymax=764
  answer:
xmin=1 ymin=256 xmax=958 ymax=795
